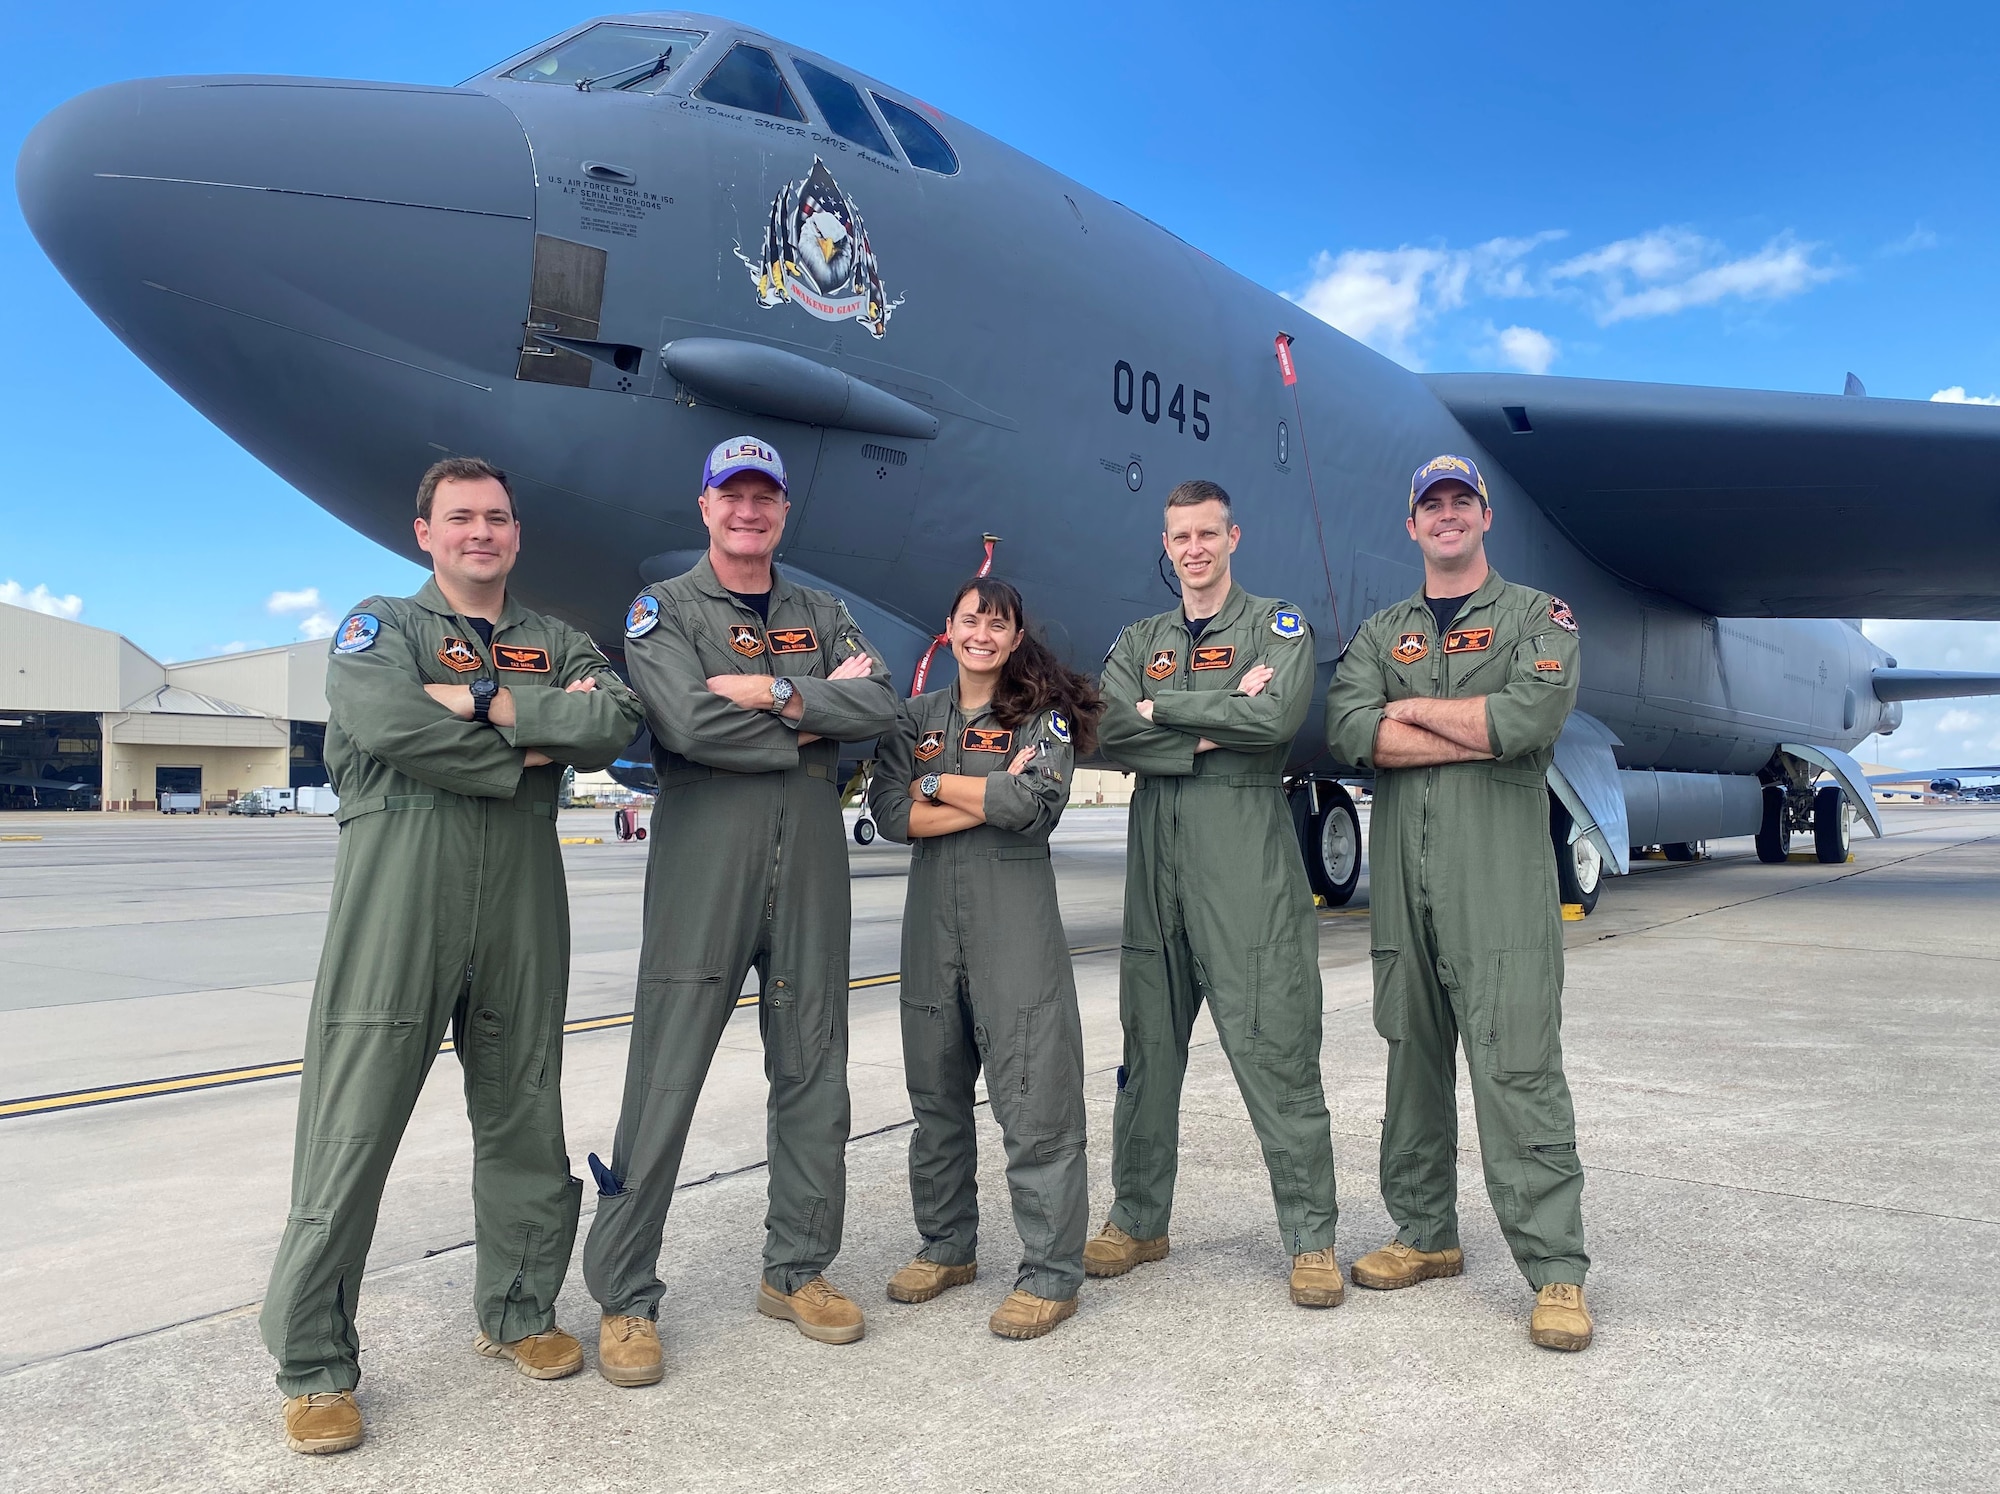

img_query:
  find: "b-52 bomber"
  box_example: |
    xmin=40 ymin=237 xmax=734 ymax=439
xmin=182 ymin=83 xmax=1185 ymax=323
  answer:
xmin=19 ymin=11 xmax=2000 ymax=911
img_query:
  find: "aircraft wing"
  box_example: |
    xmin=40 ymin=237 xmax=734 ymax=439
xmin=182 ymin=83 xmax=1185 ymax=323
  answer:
xmin=1425 ymin=374 xmax=2000 ymax=620
xmin=1865 ymin=764 xmax=2000 ymax=784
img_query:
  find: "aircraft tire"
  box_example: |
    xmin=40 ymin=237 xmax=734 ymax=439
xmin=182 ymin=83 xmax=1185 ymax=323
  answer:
xmin=1755 ymin=784 xmax=1790 ymax=863
xmin=854 ymin=817 xmax=877 ymax=846
xmin=1550 ymin=799 xmax=1602 ymax=915
xmin=1304 ymin=784 xmax=1362 ymax=906
xmin=1813 ymin=784 xmax=1850 ymax=864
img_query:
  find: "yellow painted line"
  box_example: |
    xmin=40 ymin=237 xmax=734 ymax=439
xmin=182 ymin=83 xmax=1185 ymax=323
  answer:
xmin=560 ymin=836 xmax=604 ymax=845
xmin=0 ymin=943 xmax=1126 ymax=1121
xmin=1 ymin=834 xmax=44 ymax=842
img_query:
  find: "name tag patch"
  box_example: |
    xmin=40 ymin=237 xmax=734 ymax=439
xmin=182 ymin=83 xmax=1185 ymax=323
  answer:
xmin=1191 ymin=644 xmax=1236 ymax=671
xmin=914 ymin=729 xmax=945 ymax=762
xmin=437 ymin=636 xmax=481 ymax=673
xmin=1443 ymin=627 xmax=1493 ymax=654
xmin=768 ymin=626 xmax=819 ymax=655
xmin=729 ymin=624 xmax=765 ymax=658
xmin=1145 ymin=649 xmax=1177 ymax=680
xmin=1391 ymin=632 xmax=1430 ymax=665
xmin=1535 ymin=659 xmax=1564 ymax=673
xmin=494 ymin=644 xmax=551 ymax=673
xmin=962 ymin=727 xmax=1014 ymax=754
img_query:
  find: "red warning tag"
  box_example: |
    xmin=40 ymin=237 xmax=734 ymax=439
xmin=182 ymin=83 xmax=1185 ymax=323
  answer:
xmin=1275 ymin=335 xmax=1298 ymax=387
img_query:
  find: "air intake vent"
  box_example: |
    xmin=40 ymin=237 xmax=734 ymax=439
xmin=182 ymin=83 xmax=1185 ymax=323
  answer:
xmin=861 ymin=443 xmax=908 ymax=465
xmin=1503 ymin=405 xmax=1533 ymax=433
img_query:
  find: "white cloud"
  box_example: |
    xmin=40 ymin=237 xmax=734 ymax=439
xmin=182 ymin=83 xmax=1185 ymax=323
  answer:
xmin=1881 ymin=225 xmax=1938 ymax=256
xmin=267 ymin=587 xmax=322 ymax=615
xmin=0 ymin=579 xmax=83 ymax=620
xmin=1551 ymin=230 xmax=1840 ymax=324
xmin=1936 ymin=708 xmax=1983 ymax=733
xmin=1931 ymin=386 xmax=2000 ymax=406
xmin=298 ymin=612 xmax=337 ymax=640
xmin=1496 ymin=325 xmax=1558 ymax=375
xmin=1289 ymin=233 xmax=1563 ymax=365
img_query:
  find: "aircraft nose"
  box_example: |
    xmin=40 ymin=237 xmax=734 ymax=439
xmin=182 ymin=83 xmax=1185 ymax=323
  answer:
xmin=18 ymin=74 xmax=534 ymax=482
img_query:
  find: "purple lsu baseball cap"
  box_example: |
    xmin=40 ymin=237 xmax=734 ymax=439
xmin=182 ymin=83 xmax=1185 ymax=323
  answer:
xmin=1409 ymin=453 xmax=1490 ymax=512
xmin=703 ymin=435 xmax=787 ymax=492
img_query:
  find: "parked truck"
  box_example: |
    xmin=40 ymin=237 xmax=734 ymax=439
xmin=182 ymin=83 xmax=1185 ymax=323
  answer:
xmin=294 ymin=785 xmax=340 ymax=816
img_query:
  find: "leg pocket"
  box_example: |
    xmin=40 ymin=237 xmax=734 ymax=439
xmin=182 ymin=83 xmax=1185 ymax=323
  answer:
xmin=1015 ymin=995 xmax=1087 ymax=1137
xmin=899 ymin=994 xmax=945 ymax=1097
xmin=762 ymin=961 xmax=837 ymax=1087
xmin=1370 ymin=947 xmax=1406 ymax=1042
xmin=1119 ymin=943 xmax=1164 ymax=1049
xmin=1249 ymin=939 xmax=1318 ymax=1069
xmin=1471 ymin=947 xmax=1560 ymax=1075
xmin=637 ymin=972 xmax=726 ymax=1091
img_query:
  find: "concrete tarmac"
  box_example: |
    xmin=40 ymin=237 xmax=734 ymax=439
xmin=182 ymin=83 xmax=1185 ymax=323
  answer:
xmin=1 ymin=803 xmax=1995 ymax=1492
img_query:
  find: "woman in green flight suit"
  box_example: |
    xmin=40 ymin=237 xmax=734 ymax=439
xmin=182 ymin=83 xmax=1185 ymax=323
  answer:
xmin=868 ymin=576 xmax=1104 ymax=1339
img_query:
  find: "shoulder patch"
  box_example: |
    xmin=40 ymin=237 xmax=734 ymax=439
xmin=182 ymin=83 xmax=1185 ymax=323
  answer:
xmin=334 ymin=613 xmax=380 ymax=654
xmin=625 ymin=594 xmax=660 ymax=639
xmin=1549 ymin=597 xmax=1578 ymax=634
xmin=1048 ymin=709 xmax=1071 ymax=743
xmin=1104 ymin=624 xmax=1129 ymax=666
xmin=1271 ymin=608 xmax=1305 ymax=639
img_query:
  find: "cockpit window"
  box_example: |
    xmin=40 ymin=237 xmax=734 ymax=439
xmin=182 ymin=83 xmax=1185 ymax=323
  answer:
xmin=869 ymin=93 xmax=959 ymax=175
xmin=791 ymin=58 xmax=894 ymax=157
xmin=505 ymin=23 xmax=707 ymax=93
xmin=694 ymin=43 xmax=807 ymax=121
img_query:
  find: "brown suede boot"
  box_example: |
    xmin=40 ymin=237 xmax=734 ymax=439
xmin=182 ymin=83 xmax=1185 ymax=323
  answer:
xmin=1289 ymin=1248 xmax=1346 ymax=1307
xmin=1529 ymin=1283 xmax=1593 ymax=1351
xmin=474 ymin=1325 xmax=584 ymax=1380
xmin=1349 ymin=1239 xmax=1465 ymax=1290
xmin=597 ymin=1313 xmax=664 ymax=1387
xmin=887 ymin=1257 xmax=978 ymax=1303
xmin=988 ymin=1290 xmax=1078 ymax=1340
xmin=1082 ymin=1220 xmax=1169 ymax=1278
xmin=283 ymin=1391 xmax=363 ymax=1455
xmin=757 ymin=1276 xmax=866 ymax=1344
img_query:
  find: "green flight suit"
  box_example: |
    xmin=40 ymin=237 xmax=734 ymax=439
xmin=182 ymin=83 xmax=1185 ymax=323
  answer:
xmin=583 ymin=556 xmax=896 ymax=1316
xmin=868 ymin=690 xmax=1089 ymax=1301
xmin=260 ymin=580 xmax=644 ymax=1396
xmin=1098 ymin=585 xmax=1339 ymax=1255
xmin=1323 ymin=568 xmax=1589 ymax=1287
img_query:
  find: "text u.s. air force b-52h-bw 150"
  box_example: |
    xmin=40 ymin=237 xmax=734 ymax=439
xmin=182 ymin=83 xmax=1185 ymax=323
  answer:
xmin=19 ymin=11 xmax=2000 ymax=911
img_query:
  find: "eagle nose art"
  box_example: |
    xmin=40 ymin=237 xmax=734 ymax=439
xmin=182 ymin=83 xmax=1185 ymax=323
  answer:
xmin=17 ymin=76 xmax=535 ymax=434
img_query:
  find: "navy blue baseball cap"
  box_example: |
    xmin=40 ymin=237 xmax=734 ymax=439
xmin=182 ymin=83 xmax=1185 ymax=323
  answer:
xmin=702 ymin=435 xmax=788 ymax=492
xmin=1409 ymin=453 xmax=1489 ymax=512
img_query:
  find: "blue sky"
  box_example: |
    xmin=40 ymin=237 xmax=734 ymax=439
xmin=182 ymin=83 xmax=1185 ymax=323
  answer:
xmin=5 ymin=2 xmax=1998 ymax=767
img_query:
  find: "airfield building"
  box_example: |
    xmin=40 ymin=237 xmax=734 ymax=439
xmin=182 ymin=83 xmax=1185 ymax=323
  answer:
xmin=0 ymin=603 xmax=329 ymax=811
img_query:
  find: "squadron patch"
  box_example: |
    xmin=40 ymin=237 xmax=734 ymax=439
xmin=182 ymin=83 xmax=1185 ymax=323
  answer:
xmin=1391 ymin=632 xmax=1430 ymax=665
xmin=625 ymin=595 xmax=660 ymax=639
xmin=1549 ymin=598 xmax=1578 ymax=634
xmin=913 ymin=729 xmax=945 ymax=762
xmin=436 ymin=636 xmax=481 ymax=673
xmin=768 ymin=626 xmax=820 ymax=655
xmin=962 ymin=726 xmax=1014 ymax=754
xmin=728 ymin=624 xmax=766 ymax=658
xmin=1442 ymin=627 xmax=1493 ymax=654
xmin=1272 ymin=608 xmax=1305 ymax=639
xmin=1535 ymin=659 xmax=1564 ymax=673
xmin=494 ymin=644 xmax=551 ymax=673
xmin=1191 ymin=644 xmax=1237 ymax=671
xmin=1145 ymin=648 xmax=1177 ymax=681
xmin=1048 ymin=710 xmax=1071 ymax=744
xmin=333 ymin=613 xmax=380 ymax=655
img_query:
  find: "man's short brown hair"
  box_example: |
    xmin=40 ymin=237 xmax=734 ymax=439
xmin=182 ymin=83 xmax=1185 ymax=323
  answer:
xmin=1165 ymin=478 xmax=1234 ymax=527
xmin=417 ymin=457 xmax=515 ymax=522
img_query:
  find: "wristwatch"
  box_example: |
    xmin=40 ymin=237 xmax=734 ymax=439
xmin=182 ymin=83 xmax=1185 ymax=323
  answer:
xmin=469 ymin=677 xmax=499 ymax=725
xmin=920 ymin=772 xmax=943 ymax=804
xmin=768 ymin=677 xmax=796 ymax=711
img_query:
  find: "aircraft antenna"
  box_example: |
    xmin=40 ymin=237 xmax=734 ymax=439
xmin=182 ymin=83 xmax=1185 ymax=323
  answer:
xmin=1274 ymin=334 xmax=1342 ymax=645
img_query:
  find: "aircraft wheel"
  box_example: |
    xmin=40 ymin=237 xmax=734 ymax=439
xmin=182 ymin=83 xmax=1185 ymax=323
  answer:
xmin=854 ymin=817 xmax=877 ymax=846
xmin=1304 ymin=784 xmax=1362 ymax=905
xmin=1663 ymin=841 xmax=1700 ymax=862
xmin=1755 ymin=784 xmax=1790 ymax=863
xmin=1813 ymin=784 xmax=1850 ymax=864
xmin=1550 ymin=800 xmax=1602 ymax=915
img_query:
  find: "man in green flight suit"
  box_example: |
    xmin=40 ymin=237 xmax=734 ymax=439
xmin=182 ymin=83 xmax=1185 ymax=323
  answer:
xmin=1323 ymin=452 xmax=1593 ymax=1351
xmin=583 ymin=435 xmax=897 ymax=1386
xmin=1090 ymin=479 xmax=1345 ymax=1308
xmin=261 ymin=457 xmax=645 ymax=1454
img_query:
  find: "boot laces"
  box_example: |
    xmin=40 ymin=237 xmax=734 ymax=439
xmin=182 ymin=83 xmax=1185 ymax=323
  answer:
xmin=301 ymin=1392 xmax=352 ymax=1408
xmin=607 ymin=1315 xmax=651 ymax=1342
xmin=1296 ymin=1248 xmax=1335 ymax=1267
xmin=796 ymin=1276 xmax=842 ymax=1306
xmin=1540 ymin=1283 xmax=1582 ymax=1308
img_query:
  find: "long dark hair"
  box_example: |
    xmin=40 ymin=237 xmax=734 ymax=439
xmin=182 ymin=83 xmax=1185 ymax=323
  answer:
xmin=947 ymin=575 xmax=1103 ymax=754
